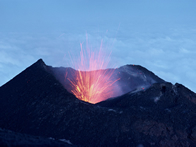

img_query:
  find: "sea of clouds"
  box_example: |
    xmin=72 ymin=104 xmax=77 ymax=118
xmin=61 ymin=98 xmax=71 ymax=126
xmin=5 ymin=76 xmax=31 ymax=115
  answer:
xmin=0 ymin=23 xmax=196 ymax=92
xmin=1 ymin=0 xmax=196 ymax=92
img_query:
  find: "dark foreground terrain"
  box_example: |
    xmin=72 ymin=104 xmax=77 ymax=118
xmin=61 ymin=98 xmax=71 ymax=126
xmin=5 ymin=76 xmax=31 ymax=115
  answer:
xmin=0 ymin=59 xmax=196 ymax=146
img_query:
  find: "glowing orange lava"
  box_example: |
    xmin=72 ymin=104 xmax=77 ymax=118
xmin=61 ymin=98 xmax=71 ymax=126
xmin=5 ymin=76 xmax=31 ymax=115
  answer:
xmin=67 ymin=37 xmax=119 ymax=104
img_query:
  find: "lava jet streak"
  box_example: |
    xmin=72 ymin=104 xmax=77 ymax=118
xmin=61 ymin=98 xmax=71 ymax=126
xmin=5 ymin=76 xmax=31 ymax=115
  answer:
xmin=67 ymin=39 xmax=119 ymax=104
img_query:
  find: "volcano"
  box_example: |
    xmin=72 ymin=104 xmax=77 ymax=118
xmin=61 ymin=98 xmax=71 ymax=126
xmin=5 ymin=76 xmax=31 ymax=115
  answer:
xmin=1 ymin=59 xmax=196 ymax=146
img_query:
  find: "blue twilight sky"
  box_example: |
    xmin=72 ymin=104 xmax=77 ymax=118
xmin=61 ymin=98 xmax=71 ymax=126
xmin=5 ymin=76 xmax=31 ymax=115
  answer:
xmin=0 ymin=0 xmax=196 ymax=92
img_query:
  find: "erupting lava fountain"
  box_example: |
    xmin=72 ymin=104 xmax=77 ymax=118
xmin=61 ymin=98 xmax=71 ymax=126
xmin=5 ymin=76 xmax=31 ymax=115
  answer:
xmin=65 ymin=38 xmax=119 ymax=104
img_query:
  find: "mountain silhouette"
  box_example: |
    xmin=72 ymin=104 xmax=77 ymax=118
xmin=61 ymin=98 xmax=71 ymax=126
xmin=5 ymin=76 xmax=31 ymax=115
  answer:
xmin=0 ymin=59 xmax=196 ymax=146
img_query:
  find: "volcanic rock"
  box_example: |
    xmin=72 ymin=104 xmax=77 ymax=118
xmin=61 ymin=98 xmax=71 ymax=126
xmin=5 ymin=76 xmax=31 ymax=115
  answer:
xmin=0 ymin=59 xmax=196 ymax=146
xmin=0 ymin=127 xmax=73 ymax=147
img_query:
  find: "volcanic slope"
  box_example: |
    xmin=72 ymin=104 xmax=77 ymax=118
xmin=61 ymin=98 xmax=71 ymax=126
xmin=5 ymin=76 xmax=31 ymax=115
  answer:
xmin=1 ymin=59 xmax=196 ymax=146
xmin=0 ymin=127 xmax=73 ymax=147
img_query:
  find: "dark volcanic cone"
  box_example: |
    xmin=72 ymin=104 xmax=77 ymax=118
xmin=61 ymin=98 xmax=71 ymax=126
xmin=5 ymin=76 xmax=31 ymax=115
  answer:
xmin=0 ymin=59 xmax=196 ymax=146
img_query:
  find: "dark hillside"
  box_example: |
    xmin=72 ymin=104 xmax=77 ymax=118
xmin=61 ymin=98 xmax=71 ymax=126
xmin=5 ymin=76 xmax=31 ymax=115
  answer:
xmin=0 ymin=59 xmax=196 ymax=146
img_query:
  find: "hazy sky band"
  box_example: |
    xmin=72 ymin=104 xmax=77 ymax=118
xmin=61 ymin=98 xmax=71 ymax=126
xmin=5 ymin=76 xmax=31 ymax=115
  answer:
xmin=0 ymin=0 xmax=196 ymax=92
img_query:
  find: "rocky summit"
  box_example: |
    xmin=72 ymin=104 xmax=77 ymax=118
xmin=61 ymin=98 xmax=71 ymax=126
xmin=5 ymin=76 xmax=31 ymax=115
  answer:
xmin=0 ymin=59 xmax=196 ymax=147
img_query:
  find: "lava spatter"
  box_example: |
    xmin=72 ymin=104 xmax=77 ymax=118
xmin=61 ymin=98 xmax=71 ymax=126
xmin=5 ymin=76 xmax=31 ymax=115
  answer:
xmin=66 ymin=37 xmax=119 ymax=104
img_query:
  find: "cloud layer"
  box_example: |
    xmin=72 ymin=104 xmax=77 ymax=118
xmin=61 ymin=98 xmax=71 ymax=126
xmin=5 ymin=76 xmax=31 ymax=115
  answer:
xmin=0 ymin=1 xmax=196 ymax=92
xmin=0 ymin=24 xmax=196 ymax=93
